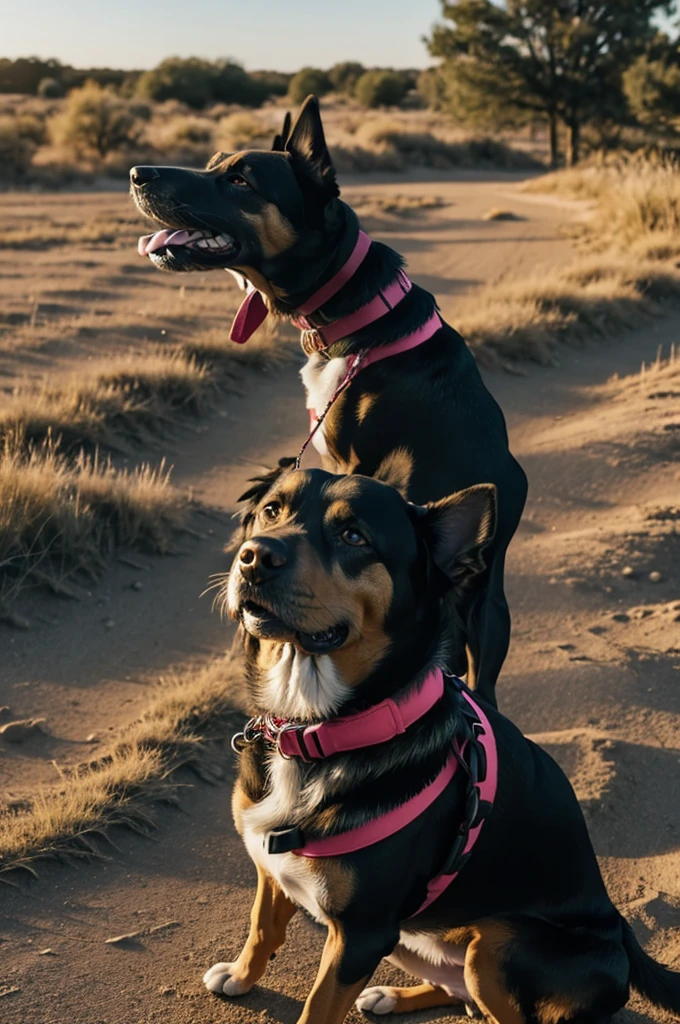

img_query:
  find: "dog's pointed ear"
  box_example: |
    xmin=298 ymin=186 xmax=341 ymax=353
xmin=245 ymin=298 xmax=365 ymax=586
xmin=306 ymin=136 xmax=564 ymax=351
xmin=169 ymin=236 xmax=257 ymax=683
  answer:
xmin=285 ymin=95 xmax=338 ymax=203
xmin=416 ymin=485 xmax=497 ymax=587
xmin=272 ymin=111 xmax=292 ymax=152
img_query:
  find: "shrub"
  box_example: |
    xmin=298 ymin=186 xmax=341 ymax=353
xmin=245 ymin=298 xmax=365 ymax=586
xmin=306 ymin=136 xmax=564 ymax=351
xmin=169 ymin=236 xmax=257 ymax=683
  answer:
xmin=170 ymin=116 xmax=213 ymax=146
xmin=328 ymin=62 xmax=365 ymax=94
xmin=16 ymin=112 xmax=47 ymax=146
xmin=354 ymin=70 xmax=408 ymax=109
xmin=288 ymin=67 xmax=332 ymax=105
xmin=417 ymin=68 xmax=446 ymax=110
xmin=250 ymin=69 xmax=292 ymax=97
xmin=50 ymin=81 xmax=141 ymax=158
xmin=37 ymin=76 xmax=64 ymax=99
xmin=0 ymin=116 xmax=36 ymax=178
xmin=216 ymin=111 xmax=267 ymax=151
xmin=136 ymin=57 xmax=215 ymax=109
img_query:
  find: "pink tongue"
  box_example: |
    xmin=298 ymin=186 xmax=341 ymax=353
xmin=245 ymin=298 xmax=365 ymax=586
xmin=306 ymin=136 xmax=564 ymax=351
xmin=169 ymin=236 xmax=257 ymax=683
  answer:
xmin=137 ymin=229 xmax=193 ymax=256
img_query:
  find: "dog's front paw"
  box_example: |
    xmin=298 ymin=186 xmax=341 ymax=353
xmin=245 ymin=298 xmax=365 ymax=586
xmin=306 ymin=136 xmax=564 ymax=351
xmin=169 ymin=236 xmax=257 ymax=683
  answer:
xmin=356 ymin=986 xmax=397 ymax=1015
xmin=202 ymin=962 xmax=251 ymax=997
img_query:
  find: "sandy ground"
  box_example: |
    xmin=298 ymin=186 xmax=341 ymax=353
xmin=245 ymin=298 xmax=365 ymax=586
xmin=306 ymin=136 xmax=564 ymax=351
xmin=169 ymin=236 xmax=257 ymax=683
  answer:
xmin=1 ymin=174 xmax=678 ymax=1024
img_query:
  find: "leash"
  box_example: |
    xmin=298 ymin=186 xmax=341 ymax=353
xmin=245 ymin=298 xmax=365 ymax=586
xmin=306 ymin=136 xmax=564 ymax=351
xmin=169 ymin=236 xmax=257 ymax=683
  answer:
xmin=294 ymin=350 xmax=367 ymax=469
xmin=294 ymin=308 xmax=442 ymax=469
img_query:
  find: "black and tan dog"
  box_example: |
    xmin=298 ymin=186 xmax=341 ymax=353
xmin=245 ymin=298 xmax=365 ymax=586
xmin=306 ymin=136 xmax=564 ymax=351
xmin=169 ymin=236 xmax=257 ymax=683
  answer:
xmin=204 ymin=467 xmax=680 ymax=1024
xmin=129 ymin=97 xmax=527 ymax=707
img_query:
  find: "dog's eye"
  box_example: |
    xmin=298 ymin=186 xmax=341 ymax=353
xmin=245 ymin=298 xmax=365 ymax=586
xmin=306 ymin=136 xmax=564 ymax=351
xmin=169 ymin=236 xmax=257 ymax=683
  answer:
xmin=341 ymin=527 xmax=367 ymax=547
xmin=226 ymin=173 xmax=249 ymax=187
xmin=262 ymin=502 xmax=281 ymax=521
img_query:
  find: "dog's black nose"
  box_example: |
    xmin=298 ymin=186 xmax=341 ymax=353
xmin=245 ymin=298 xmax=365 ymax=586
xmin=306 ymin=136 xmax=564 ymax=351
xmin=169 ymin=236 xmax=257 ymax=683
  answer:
xmin=239 ymin=538 xmax=288 ymax=583
xmin=130 ymin=165 xmax=160 ymax=187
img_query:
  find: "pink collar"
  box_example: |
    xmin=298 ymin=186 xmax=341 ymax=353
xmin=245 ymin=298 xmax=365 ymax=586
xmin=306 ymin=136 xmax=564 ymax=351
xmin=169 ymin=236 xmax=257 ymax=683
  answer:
xmin=233 ymin=671 xmax=498 ymax=916
xmin=258 ymin=675 xmax=497 ymax=917
xmin=229 ymin=230 xmax=417 ymax=349
xmin=235 ymin=668 xmax=445 ymax=762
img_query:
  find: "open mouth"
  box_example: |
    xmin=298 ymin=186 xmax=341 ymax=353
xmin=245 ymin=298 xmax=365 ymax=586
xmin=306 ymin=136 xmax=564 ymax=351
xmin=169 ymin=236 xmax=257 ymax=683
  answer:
xmin=137 ymin=228 xmax=237 ymax=261
xmin=242 ymin=600 xmax=349 ymax=654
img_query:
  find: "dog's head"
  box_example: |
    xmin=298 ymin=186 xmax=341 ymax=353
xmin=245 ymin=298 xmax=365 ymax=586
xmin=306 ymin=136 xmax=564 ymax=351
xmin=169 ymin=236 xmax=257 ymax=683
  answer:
xmin=226 ymin=468 xmax=496 ymax=713
xmin=130 ymin=96 xmax=342 ymax=294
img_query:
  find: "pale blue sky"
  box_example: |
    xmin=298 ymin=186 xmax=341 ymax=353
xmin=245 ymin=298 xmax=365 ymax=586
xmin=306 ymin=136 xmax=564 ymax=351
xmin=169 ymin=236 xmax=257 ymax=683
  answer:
xmin=1 ymin=0 xmax=443 ymax=70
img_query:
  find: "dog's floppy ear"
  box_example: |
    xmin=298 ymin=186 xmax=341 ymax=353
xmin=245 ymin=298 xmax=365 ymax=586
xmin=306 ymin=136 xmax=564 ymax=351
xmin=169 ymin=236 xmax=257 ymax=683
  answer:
xmin=272 ymin=111 xmax=292 ymax=152
xmin=416 ymin=484 xmax=497 ymax=587
xmin=285 ymin=95 xmax=339 ymax=205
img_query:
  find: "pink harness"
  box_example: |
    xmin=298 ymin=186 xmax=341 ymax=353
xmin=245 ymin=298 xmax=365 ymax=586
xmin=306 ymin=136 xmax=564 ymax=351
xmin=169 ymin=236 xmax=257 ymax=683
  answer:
xmin=232 ymin=671 xmax=497 ymax=918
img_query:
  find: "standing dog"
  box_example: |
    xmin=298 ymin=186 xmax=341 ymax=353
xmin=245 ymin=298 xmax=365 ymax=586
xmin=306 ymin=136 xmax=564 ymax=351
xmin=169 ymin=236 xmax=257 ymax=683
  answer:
xmin=207 ymin=467 xmax=680 ymax=1024
xmin=130 ymin=97 xmax=527 ymax=706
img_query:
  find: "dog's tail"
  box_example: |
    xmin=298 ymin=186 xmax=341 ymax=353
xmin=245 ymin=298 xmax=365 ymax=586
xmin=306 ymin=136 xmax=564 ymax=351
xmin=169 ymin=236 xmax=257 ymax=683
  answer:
xmin=622 ymin=916 xmax=680 ymax=1012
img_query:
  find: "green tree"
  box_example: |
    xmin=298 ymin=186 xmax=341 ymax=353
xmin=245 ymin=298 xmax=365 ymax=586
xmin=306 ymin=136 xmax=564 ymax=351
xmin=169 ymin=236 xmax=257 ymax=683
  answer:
xmin=288 ymin=67 xmax=332 ymax=105
xmin=354 ymin=70 xmax=409 ymax=108
xmin=211 ymin=60 xmax=268 ymax=107
xmin=250 ymin=69 xmax=292 ymax=97
xmin=624 ymin=47 xmax=680 ymax=128
xmin=136 ymin=57 xmax=215 ymax=109
xmin=328 ymin=61 xmax=365 ymax=94
xmin=427 ymin=1 xmax=675 ymax=166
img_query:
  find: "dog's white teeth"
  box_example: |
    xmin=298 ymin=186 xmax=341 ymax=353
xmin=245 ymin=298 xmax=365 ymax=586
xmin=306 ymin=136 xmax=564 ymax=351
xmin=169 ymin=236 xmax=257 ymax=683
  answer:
xmin=197 ymin=239 xmax=210 ymax=249
xmin=215 ymin=235 xmax=230 ymax=248
xmin=207 ymin=238 xmax=219 ymax=249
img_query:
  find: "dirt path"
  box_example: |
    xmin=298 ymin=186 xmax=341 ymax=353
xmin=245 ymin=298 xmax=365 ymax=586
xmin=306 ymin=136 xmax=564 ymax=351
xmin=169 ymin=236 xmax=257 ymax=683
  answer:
xmin=2 ymin=319 xmax=678 ymax=1024
xmin=2 ymin=176 xmax=678 ymax=1024
xmin=0 ymin=172 xmax=573 ymax=798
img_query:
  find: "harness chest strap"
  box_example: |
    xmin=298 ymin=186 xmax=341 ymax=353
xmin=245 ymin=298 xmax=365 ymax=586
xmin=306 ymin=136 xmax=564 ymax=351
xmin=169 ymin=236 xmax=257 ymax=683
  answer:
xmin=253 ymin=674 xmax=498 ymax=918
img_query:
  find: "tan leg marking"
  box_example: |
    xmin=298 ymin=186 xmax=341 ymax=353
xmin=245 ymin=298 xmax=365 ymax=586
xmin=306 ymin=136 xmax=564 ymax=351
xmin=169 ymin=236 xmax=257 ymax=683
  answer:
xmin=464 ymin=922 xmax=525 ymax=1024
xmin=297 ymin=923 xmax=370 ymax=1024
xmin=205 ymin=865 xmax=297 ymax=996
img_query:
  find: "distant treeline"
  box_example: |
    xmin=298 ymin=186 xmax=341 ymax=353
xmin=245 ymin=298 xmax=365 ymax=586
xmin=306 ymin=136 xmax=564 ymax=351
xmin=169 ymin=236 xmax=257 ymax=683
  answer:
xmin=0 ymin=56 xmax=418 ymax=110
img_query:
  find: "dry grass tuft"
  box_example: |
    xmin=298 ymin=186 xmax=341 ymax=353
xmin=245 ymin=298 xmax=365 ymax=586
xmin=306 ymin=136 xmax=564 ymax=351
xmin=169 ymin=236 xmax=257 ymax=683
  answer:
xmin=0 ymin=655 xmax=245 ymax=875
xmin=0 ymin=437 xmax=187 ymax=609
xmin=0 ymin=351 xmax=211 ymax=454
xmin=455 ymin=257 xmax=680 ymax=366
xmin=180 ymin=317 xmax=298 ymax=372
xmin=525 ymin=154 xmax=680 ymax=252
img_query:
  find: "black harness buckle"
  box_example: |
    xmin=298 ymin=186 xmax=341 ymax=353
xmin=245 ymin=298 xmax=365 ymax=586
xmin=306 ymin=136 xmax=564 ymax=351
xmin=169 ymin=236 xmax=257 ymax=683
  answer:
xmin=266 ymin=826 xmax=305 ymax=855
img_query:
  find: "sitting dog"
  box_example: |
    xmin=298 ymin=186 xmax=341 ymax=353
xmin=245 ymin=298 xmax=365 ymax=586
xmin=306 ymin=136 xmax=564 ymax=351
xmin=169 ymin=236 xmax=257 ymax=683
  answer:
xmin=130 ymin=96 xmax=527 ymax=707
xmin=205 ymin=467 xmax=680 ymax=1024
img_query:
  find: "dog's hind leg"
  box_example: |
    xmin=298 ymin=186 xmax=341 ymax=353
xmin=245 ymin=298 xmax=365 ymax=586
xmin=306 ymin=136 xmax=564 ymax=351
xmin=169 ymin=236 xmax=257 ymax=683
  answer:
xmin=465 ymin=552 xmax=511 ymax=709
xmin=203 ymin=865 xmax=297 ymax=997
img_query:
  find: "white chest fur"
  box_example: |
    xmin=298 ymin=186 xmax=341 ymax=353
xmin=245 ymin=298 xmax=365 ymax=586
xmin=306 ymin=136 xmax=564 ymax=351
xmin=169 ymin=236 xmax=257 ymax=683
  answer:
xmin=241 ymin=756 xmax=330 ymax=924
xmin=299 ymin=353 xmax=349 ymax=456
